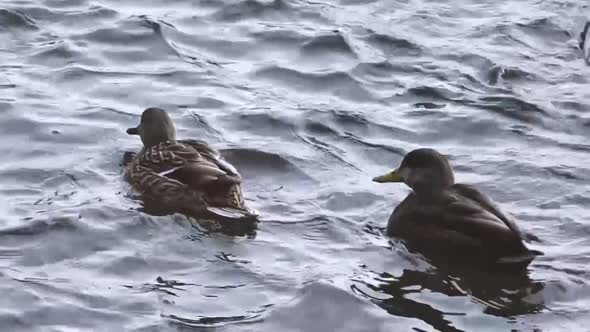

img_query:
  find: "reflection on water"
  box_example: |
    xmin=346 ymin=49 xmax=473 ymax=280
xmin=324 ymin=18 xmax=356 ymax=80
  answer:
xmin=354 ymin=258 xmax=546 ymax=331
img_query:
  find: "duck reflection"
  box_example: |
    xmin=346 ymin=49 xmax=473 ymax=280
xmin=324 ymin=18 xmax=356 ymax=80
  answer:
xmin=354 ymin=253 xmax=544 ymax=331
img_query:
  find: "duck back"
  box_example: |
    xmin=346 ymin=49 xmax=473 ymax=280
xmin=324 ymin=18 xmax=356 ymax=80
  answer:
xmin=386 ymin=184 xmax=541 ymax=268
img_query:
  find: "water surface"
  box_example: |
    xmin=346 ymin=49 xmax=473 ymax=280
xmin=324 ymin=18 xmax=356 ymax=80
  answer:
xmin=0 ymin=0 xmax=589 ymax=331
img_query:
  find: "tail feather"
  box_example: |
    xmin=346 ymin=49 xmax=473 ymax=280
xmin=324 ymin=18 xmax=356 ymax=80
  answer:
xmin=205 ymin=206 xmax=258 ymax=221
xmin=496 ymin=249 xmax=543 ymax=265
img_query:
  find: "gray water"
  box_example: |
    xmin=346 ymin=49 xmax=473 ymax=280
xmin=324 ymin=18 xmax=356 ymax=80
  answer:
xmin=1 ymin=0 xmax=589 ymax=331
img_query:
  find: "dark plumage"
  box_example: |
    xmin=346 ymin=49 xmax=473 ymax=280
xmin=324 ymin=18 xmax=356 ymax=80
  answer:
xmin=125 ymin=107 xmax=258 ymax=235
xmin=373 ymin=148 xmax=541 ymax=268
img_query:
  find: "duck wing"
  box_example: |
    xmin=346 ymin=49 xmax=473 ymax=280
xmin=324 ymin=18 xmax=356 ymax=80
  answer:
xmin=135 ymin=141 xmax=239 ymax=188
xmin=133 ymin=141 xmax=255 ymax=221
xmin=387 ymin=187 xmax=540 ymax=265
xmin=450 ymin=183 xmax=524 ymax=240
xmin=403 ymin=194 xmax=521 ymax=251
xmin=388 ymin=193 xmax=487 ymax=248
xmin=176 ymin=140 xmax=253 ymax=215
xmin=446 ymin=184 xmax=542 ymax=263
xmin=179 ymin=139 xmax=241 ymax=179
xmin=390 ymin=186 xmax=523 ymax=243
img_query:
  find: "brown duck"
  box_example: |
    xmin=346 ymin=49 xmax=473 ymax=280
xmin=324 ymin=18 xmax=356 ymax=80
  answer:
xmin=125 ymin=107 xmax=258 ymax=235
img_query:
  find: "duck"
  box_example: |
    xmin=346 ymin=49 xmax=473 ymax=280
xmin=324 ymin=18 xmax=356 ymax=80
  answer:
xmin=124 ymin=107 xmax=258 ymax=235
xmin=373 ymin=148 xmax=541 ymax=268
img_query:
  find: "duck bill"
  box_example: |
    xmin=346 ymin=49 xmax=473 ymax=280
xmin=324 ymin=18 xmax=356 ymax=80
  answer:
xmin=372 ymin=169 xmax=403 ymax=183
xmin=126 ymin=127 xmax=139 ymax=135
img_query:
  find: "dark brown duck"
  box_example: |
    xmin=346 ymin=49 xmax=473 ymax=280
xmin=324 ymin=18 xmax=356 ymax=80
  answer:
xmin=373 ymin=148 xmax=541 ymax=268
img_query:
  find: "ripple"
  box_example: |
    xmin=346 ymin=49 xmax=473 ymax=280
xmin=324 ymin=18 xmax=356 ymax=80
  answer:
xmin=545 ymin=166 xmax=586 ymax=181
xmin=486 ymin=65 xmax=537 ymax=85
xmin=231 ymin=112 xmax=296 ymax=137
xmin=28 ymin=40 xmax=92 ymax=68
xmin=253 ymin=66 xmax=375 ymax=102
xmin=363 ymin=31 xmax=422 ymax=57
xmin=352 ymin=61 xmax=403 ymax=81
xmin=166 ymin=312 xmax=262 ymax=328
xmin=552 ymin=100 xmax=590 ymax=113
xmin=511 ymin=18 xmax=571 ymax=49
xmin=75 ymin=15 xmax=162 ymax=44
xmin=250 ymin=28 xmax=308 ymax=45
xmin=0 ymin=216 xmax=78 ymax=237
xmin=30 ymin=303 xmax=125 ymax=328
xmin=262 ymin=282 xmax=407 ymax=331
xmin=0 ymin=9 xmax=38 ymax=31
xmin=413 ymin=102 xmax=446 ymax=109
xmin=580 ymin=21 xmax=590 ymax=65
xmin=213 ymin=0 xmax=291 ymax=22
xmin=221 ymin=148 xmax=314 ymax=183
xmin=467 ymin=95 xmax=549 ymax=124
xmin=69 ymin=15 xmax=180 ymax=64
xmin=404 ymin=85 xmax=460 ymax=101
xmin=322 ymin=191 xmax=383 ymax=212
xmin=301 ymin=33 xmax=357 ymax=59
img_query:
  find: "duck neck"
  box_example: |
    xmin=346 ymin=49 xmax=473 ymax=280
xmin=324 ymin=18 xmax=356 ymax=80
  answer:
xmin=141 ymin=134 xmax=175 ymax=148
xmin=410 ymin=181 xmax=452 ymax=201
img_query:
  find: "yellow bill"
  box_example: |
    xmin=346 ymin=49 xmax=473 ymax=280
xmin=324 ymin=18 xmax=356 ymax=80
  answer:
xmin=372 ymin=169 xmax=403 ymax=183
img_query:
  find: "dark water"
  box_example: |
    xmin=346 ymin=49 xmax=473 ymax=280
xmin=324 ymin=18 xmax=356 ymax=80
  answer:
xmin=1 ymin=0 xmax=589 ymax=331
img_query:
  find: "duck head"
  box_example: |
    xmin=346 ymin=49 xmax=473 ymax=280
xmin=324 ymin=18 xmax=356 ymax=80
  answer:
xmin=373 ymin=148 xmax=455 ymax=194
xmin=127 ymin=107 xmax=176 ymax=147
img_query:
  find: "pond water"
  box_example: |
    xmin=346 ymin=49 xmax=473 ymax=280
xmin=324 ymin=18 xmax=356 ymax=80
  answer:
xmin=0 ymin=0 xmax=589 ymax=331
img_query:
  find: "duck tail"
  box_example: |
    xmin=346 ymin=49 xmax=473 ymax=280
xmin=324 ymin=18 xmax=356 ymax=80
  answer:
xmin=194 ymin=206 xmax=259 ymax=236
xmin=496 ymin=249 xmax=543 ymax=265
xmin=205 ymin=206 xmax=258 ymax=221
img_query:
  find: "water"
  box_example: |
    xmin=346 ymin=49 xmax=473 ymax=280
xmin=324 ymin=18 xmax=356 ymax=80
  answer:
xmin=1 ymin=0 xmax=589 ymax=331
